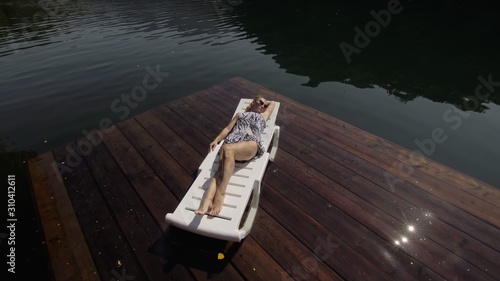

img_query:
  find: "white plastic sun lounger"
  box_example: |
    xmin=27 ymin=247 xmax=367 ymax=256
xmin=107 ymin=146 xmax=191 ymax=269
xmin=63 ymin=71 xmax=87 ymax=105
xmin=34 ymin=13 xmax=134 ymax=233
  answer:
xmin=165 ymin=99 xmax=280 ymax=242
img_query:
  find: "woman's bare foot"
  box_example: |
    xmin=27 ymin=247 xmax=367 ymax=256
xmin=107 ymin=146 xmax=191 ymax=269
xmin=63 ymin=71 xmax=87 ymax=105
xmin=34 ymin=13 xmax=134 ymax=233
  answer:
xmin=208 ymin=191 xmax=225 ymax=216
xmin=195 ymin=200 xmax=212 ymax=215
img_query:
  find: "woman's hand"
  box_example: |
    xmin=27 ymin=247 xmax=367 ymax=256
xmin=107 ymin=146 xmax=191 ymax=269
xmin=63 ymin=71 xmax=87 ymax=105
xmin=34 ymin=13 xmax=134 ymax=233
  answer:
xmin=209 ymin=141 xmax=218 ymax=152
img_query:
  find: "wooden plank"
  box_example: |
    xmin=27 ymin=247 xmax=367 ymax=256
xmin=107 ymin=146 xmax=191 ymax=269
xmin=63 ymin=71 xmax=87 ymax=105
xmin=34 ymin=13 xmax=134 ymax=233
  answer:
xmin=28 ymin=152 xmax=98 ymax=281
xmin=203 ymin=85 xmax=243 ymax=117
xmin=87 ymin=126 xmax=192 ymax=280
xmin=152 ymin=103 xmax=210 ymax=158
xmin=278 ymin=109 xmax=500 ymax=240
xmin=290 ymin=97 xmax=500 ymax=207
xmin=264 ymin=157 xmax=443 ymax=281
xmin=283 ymin=105 xmax=500 ymax=227
xmin=100 ymin=124 xmax=175 ymax=230
xmin=52 ymin=142 xmax=148 ymax=280
xmin=93 ymin=138 xmax=183 ymax=279
xmin=167 ymin=98 xmax=223 ymax=143
xmin=275 ymin=147 xmax=500 ymax=279
xmin=250 ymin=210 xmax=344 ymax=280
xmin=139 ymin=108 xmax=203 ymax=175
xmin=117 ymin=117 xmax=191 ymax=205
xmin=29 ymin=77 xmax=500 ymax=281
xmin=182 ymin=91 xmax=233 ymax=134
xmin=276 ymin=125 xmax=497 ymax=280
xmin=276 ymin=111 xmax=500 ymax=274
xmin=230 ymin=237 xmax=291 ymax=280
xmin=261 ymin=189 xmax=395 ymax=281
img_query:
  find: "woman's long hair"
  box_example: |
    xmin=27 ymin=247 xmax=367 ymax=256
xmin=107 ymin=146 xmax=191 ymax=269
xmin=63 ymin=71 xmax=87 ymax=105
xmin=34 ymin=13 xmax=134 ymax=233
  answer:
xmin=245 ymin=95 xmax=265 ymax=112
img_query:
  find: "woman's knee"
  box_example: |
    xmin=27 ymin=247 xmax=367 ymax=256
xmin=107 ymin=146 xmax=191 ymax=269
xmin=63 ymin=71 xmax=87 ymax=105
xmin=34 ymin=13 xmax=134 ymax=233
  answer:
xmin=221 ymin=144 xmax=234 ymax=159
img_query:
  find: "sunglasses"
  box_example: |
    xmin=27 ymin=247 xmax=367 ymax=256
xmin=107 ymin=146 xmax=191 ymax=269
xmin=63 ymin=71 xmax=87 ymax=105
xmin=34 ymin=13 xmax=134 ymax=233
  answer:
xmin=257 ymin=99 xmax=269 ymax=108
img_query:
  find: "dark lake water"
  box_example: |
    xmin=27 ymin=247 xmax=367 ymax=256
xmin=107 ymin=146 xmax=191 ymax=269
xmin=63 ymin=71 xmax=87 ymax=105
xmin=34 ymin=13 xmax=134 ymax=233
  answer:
xmin=0 ymin=0 xmax=499 ymax=279
xmin=1 ymin=0 xmax=499 ymax=186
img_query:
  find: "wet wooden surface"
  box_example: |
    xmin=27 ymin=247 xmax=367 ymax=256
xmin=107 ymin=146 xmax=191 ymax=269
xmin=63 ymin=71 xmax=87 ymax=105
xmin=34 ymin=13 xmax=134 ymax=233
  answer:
xmin=28 ymin=77 xmax=500 ymax=280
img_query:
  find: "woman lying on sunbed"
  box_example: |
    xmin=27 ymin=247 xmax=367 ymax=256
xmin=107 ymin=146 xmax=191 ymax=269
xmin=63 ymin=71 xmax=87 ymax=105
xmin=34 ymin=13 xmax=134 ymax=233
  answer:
xmin=196 ymin=96 xmax=275 ymax=216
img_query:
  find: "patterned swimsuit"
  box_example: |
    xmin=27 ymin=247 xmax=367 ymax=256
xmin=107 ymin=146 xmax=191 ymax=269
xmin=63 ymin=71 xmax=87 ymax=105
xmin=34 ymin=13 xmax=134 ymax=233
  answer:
xmin=224 ymin=111 xmax=266 ymax=161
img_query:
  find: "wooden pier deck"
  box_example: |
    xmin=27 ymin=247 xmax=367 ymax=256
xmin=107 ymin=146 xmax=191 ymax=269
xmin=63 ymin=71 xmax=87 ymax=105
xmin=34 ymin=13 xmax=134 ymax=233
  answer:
xmin=28 ymin=77 xmax=500 ymax=281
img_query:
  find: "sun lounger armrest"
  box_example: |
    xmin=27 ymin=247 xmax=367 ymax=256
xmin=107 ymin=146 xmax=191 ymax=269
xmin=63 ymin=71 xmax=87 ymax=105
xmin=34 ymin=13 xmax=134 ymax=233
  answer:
xmin=238 ymin=179 xmax=261 ymax=240
xmin=269 ymin=126 xmax=280 ymax=162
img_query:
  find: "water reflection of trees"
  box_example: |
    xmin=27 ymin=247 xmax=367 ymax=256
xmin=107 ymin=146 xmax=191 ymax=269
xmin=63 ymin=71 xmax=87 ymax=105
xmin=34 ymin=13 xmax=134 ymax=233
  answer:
xmin=231 ymin=0 xmax=500 ymax=112
xmin=2 ymin=0 xmax=498 ymax=111
xmin=0 ymin=0 xmax=107 ymax=56
xmin=1 ymin=1 xmax=69 ymax=55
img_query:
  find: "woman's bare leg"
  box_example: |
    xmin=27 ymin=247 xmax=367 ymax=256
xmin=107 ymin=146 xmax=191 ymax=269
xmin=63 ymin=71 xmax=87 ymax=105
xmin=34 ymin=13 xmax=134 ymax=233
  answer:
xmin=195 ymin=176 xmax=217 ymax=215
xmin=195 ymin=156 xmax=224 ymax=215
xmin=209 ymin=141 xmax=257 ymax=216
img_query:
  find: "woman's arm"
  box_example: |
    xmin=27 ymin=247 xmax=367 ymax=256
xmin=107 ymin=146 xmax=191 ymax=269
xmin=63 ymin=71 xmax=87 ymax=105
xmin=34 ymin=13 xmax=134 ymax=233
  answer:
xmin=209 ymin=113 xmax=240 ymax=152
xmin=261 ymin=101 xmax=275 ymax=121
